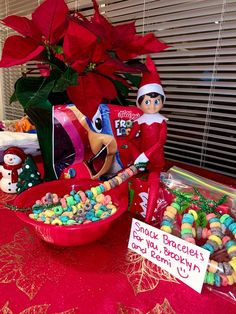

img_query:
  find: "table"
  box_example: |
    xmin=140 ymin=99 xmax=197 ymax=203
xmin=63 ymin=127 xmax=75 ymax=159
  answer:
xmin=0 ymin=163 xmax=236 ymax=314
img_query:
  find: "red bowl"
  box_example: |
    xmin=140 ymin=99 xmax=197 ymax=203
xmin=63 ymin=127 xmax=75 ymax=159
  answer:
xmin=13 ymin=179 xmax=129 ymax=246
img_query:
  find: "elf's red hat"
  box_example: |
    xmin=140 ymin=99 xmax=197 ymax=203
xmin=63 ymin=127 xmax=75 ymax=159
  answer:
xmin=137 ymin=56 xmax=165 ymax=105
xmin=4 ymin=147 xmax=26 ymax=161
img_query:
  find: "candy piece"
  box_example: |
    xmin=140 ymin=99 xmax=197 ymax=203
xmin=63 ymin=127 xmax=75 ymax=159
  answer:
xmin=228 ymin=245 xmax=236 ymax=254
xmin=181 ymin=223 xmax=192 ymax=230
xmin=184 ymin=237 xmax=195 ymax=244
xmin=202 ymin=228 xmax=209 ymax=239
xmin=161 ymin=226 xmax=172 ymax=233
xmin=60 ymin=197 xmax=67 ymax=208
xmin=208 ymin=260 xmax=218 ymax=273
xmin=206 ymin=272 xmax=214 ymax=285
xmin=104 ymin=195 xmax=111 ymax=204
xmin=225 ymin=240 xmax=236 ymax=249
xmin=209 ymin=217 xmax=219 ymax=223
xmin=229 ymin=222 xmax=236 ymax=233
xmin=129 ymin=165 xmax=138 ymax=174
xmin=188 ymin=209 xmax=198 ymax=221
xmin=44 ymin=210 xmax=55 ymax=218
xmin=72 ymin=206 xmax=78 ymax=214
xmin=202 ymin=243 xmax=215 ymax=254
xmin=53 ymin=206 xmax=63 ymax=215
xmin=98 ymin=184 xmax=105 ymax=193
xmin=207 ymin=240 xmax=219 ymax=251
xmin=95 ymin=209 xmax=104 ymax=218
xmin=181 ymin=228 xmax=193 ymax=235
xmin=78 ymin=191 xmax=87 ymax=202
xmin=223 ymin=262 xmax=233 ymax=275
xmin=162 ymin=216 xmax=173 ymax=223
xmin=210 ymin=222 xmax=221 ymax=228
xmin=96 ymin=194 xmax=105 ymax=204
xmin=222 ymin=236 xmax=231 ymax=246
xmin=66 ymin=219 xmax=76 ymax=225
xmin=165 ymin=206 xmax=177 ymax=215
xmin=206 ymin=213 xmax=216 ymax=221
xmin=51 ymin=218 xmax=62 ymax=225
xmin=232 ymin=272 xmax=236 ymax=283
xmin=60 ymin=216 xmax=69 ymax=223
xmin=229 ymin=260 xmax=236 ymax=272
xmin=164 ymin=210 xmax=175 ymax=219
xmin=103 ymin=181 xmax=111 ymax=191
xmin=220 ymin=214 xmax=230 ymax=224
xmin=220 ymin=274 xmax=228 ymax=286
xmin=227 ymin=275 xmax=234 ymax=285
xmin=117 ymin=176 xmax=124 ymax=185
xmin=182 ymin=213 xmax=194 ymax=224
xmin=100 ymin=212 xmax=110 ymax=219
xmin=208 ymin=235 xmax=222 ymax=247
xmin=214 ymin=273 xmax=221 ymax=287
xmin=126 ymin=168 xmax=133 ymax=177
xmin=52 ymin=193 xmax=59 ymax=204
xmin=222 ymin=216 xmax=234 ymax=228
xmin=161 ymin=220 xmax=172 ymax=227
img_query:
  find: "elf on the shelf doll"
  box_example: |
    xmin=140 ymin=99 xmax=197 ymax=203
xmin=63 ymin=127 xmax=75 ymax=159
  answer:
xmin=130 ymin=56 xmax=168 ymax=223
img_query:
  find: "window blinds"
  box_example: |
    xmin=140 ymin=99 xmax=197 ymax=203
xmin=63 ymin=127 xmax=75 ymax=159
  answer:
xmin=0 ymin=0 xmax=235 ymax=178
xmin=105 ymin=0 xmax=236 ymax=178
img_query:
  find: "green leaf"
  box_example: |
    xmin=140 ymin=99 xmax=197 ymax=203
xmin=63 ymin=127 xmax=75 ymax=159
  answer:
xmin=9 ymin=91 xmax=18 ymax=104
xmin=123 ymin=73 xmax=141 ymax=88
xmin=53 ymin=45 xmax=63 ymax=54
xmin=113 ymin=80 xmax=129 ymax=97
xmin=128 ymin=183 xmax=135 ymax=210
xmin=196 ymin=211 xmax=208 ymax=228
xmin=15 ymin=76 xmax=55 ymax=111
xmin=53 ymin=67 xmax=78 ymax=93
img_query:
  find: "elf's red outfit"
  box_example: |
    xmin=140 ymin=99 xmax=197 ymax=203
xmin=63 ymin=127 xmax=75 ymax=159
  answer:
xmin=129 ymin=113 xmax=167 ymax=222
xmin=130 ymin=56 xmax=167 ymax=223
xmin=131 ymin=113 xmax=167 ymax=170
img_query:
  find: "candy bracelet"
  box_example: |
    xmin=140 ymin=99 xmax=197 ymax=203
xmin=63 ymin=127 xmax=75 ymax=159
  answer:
xmin=161 ymin=196 xmax=236 ymax=287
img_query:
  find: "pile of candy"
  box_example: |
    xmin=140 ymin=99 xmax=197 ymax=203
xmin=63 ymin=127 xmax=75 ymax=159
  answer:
xmin=29 ymin=190 xmax=117 ymax=225
xmin=161 ymin=189 xmax=236 ymax=287
xmin=29 ymin=165 xmax=138 ymax=226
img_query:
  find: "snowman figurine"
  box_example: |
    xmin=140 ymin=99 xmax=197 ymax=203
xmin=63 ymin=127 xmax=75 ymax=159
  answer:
xmin=0 ymin=147 xmax=26 ymax=193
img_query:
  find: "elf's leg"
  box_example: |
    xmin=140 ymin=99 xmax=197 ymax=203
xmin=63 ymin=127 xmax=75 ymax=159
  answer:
xmin=145 ymin=170 xmax=160 ymax=223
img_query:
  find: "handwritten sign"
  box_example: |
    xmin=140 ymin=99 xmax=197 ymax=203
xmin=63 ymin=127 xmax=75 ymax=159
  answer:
xmin=128 ymin=218 xmax=210 ymax=293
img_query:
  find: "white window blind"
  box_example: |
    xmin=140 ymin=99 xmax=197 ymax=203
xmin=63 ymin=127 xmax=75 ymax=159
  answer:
xmin=0 ymin=0 xmax=235 ymax=178
xmin=104 ymin=0 xmax=236 ymax=178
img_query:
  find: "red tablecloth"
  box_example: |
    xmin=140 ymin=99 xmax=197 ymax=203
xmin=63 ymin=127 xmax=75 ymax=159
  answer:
xmin=0 ymin=163 xmax=236 ymax=314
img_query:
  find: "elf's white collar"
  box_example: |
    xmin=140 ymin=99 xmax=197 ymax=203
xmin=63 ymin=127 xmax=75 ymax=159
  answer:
xmin=136 ymin=113 xmax=168 ymax=125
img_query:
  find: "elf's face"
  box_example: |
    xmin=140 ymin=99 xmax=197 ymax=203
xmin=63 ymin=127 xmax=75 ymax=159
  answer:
xmin=140 ymin=94 xmax=163 ymax=114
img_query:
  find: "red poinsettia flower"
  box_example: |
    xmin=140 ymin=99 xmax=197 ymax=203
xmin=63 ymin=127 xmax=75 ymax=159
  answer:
xmin=77 ymin=0 xmax=168 ymax=61
xmin=63 ymin=19 xmax=141 ymax=117
xmin=0 ymin=0 xmax=68 ymax=67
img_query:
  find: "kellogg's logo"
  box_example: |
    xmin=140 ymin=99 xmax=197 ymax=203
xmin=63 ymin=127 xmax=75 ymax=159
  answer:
xmin=118 ymin=110 xmax=140 ymax=121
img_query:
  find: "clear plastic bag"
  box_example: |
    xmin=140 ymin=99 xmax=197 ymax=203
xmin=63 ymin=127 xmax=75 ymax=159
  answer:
xmin=161 ymin=166 xmax=236 ymax=302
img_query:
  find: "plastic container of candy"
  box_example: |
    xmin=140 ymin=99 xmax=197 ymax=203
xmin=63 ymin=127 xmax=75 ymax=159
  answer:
xmin=161 ymin=166 xmax=236 ymax=303
xmin=13 ymin=178 xmax=129 ymax=246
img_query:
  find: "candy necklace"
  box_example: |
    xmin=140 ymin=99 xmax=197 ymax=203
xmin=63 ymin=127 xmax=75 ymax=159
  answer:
xmin=161 ymin=190 xmax=236 ymax=287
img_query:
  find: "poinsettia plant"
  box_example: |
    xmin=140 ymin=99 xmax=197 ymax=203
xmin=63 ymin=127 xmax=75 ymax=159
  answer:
xmin=0 ymin=0 xmax=168 ymax=118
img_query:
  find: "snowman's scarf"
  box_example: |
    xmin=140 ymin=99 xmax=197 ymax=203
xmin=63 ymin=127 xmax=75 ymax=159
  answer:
xmin=3 ymin=163 xmax=23 ymax=183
